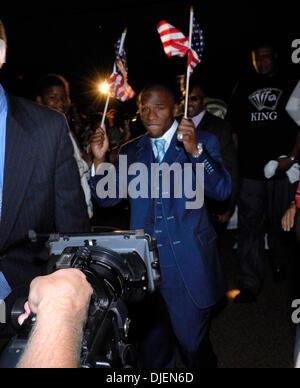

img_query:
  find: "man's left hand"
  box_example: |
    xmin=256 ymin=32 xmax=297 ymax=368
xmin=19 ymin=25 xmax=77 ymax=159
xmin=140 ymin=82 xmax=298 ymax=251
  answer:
xmin=177 ymin=118 xmax=199 ymax=156
xmin=276 ymin=157 xmax=294 ymax=173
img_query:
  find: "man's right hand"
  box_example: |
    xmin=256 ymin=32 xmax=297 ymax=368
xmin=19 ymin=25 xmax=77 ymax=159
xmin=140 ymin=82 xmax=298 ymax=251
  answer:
xmin=90 ymin=124 xmax=110 ymax=169
xmin=282 ymin=202 xmax=297 ymax=232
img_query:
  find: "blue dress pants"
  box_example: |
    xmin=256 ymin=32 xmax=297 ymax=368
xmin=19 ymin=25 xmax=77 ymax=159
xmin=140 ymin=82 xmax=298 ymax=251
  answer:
xmin=133 ymin=264 xmax=212 ymax=368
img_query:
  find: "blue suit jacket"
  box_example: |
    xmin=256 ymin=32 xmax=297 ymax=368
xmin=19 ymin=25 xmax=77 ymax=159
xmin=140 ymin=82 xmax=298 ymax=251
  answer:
xmin=91 ymin=126 xmax=231 ymax=309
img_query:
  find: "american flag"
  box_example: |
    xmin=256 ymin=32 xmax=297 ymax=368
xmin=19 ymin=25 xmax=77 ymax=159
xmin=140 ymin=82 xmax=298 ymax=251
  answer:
xmin=108 ymin=37 xmax=135 ymax=102
xmin=157 ymin=20 xmax=189 ymax=58
xmin=157 ymin=17 xmax=204 ymax=76
xmin=189 ymin=17 xmax=205 ymax=74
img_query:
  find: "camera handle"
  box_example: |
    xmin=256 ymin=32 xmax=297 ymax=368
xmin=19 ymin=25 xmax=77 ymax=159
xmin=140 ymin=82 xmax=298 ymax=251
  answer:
xmin=82 ymin=298 xmax=136 ymax=368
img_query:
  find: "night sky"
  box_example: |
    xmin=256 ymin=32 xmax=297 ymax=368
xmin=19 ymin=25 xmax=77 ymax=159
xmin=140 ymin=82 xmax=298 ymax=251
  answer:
xmin=0 ymin=1 xmax=299 ymax=115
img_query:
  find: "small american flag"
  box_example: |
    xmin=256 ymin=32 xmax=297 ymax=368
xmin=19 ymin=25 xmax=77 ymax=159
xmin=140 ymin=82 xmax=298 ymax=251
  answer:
xmin=157 ymin=20 xmax=190 ymax=58
xmin=191 ymin=17 xmax=205 ymax=63
xmin=108 ymin=37 xmax=135 ymax=102
xmin=114 ymin=39 xmax=129 ymax=76
xmin=157 ymin=17 xmax=204 ymax=76
xmin=189 ymin=17 xmax=204 ymax=74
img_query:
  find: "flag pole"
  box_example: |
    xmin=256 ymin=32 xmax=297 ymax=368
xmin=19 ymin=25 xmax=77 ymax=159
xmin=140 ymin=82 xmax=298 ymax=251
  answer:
xmin=101 ymin=28 xmax=127 ymax=127
xmin=184 ymin=6 xmax=194 ymax=119
xmin=101 ymin=93 xmax=111 ymax=127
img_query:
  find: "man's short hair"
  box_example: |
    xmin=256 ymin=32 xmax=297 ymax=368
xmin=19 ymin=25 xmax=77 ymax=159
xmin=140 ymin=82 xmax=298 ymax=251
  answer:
xmin=137 ymin=83 xmax=179 ymax=106
xmin=189 ymin=77 xmax=209 ymax=97
xmin=35 ymin=74 xmax=70 ymax=98
xmin=251 ymin=40 xmax=278 ymax=56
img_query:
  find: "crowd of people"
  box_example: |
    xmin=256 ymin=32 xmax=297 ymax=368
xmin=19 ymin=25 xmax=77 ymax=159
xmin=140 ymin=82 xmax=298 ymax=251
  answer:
xmin=0 ymin=18 xmax=300 ymax=368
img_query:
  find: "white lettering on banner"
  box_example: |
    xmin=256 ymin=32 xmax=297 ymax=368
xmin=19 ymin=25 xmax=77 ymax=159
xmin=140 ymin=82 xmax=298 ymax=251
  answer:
xmin=251 ymin=111 xmax=278 ymax=122
xmin=0 ymin=300 xmax=6 ymax=324
xmin=292 ymin=39 xmax=300 ymax=64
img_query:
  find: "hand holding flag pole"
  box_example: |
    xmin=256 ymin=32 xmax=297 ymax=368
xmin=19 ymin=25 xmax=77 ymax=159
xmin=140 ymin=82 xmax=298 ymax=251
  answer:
xmin=157 ymin=6 xmax=204 ymax=130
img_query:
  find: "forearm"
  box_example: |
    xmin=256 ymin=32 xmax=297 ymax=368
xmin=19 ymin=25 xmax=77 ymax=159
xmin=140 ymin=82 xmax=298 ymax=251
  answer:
xmin=189 ymin=150 xmax=232 ymax=202
xmin=276 ymin=130 xmax=300 ymax=172
xmin=290 ymin=130 xmax=300 ymax=159
xmin=17 ymin=304 xmax=85 ymax=368
xmin=16 ymin=270 xmax=92 ymax=369
xmin=93 ymin=155 xmax=106 ymax=172
xmin=90 ymin=153 xmax=124 ymax=208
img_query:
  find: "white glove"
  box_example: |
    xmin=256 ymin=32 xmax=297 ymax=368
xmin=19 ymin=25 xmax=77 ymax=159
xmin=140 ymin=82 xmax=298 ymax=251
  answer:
xmin=264 ymin=160 xmax=279 ymax=179
xmin=286 ymin=163 xmax=300 ymax=184
xmin=264 ymin=156 xmax=299 ymax=184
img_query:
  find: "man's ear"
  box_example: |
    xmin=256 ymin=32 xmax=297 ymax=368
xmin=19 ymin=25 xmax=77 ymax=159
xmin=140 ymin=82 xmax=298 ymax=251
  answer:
xmin=173 ymin=103 xmax=180 ymax=117
xmin=36 ymin=96 xmax=43 ymax=105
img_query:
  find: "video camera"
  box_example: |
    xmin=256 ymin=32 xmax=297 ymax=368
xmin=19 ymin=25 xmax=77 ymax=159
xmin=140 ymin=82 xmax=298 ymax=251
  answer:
xmin=1 ymin=230 xmax=160 ymax=368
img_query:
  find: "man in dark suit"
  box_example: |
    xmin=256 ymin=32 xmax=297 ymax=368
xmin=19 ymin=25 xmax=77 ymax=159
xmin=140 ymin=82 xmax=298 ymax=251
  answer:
xmin=0 ymin=20 xmax=90 ymax=329
xmin=187 ymin=80 xmax=239 ymax=230
xmin=90 ymin=84 xmax=231 ymax=368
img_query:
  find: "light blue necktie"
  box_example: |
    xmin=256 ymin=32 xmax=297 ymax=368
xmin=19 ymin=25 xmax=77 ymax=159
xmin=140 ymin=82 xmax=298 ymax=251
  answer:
xmin=154 ymin=139 xmax=166 ymax=164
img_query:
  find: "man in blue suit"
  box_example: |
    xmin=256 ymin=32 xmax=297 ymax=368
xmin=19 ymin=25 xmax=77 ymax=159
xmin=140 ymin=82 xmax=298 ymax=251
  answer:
xmin=90 ymin=84 xmax=231 ymax=368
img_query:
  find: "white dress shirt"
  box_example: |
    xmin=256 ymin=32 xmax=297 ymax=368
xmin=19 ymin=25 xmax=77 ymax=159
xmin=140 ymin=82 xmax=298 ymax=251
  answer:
xmin=150 ymin=120 xmax=178 ymax=159
xmin=190 ymin=110 xmax=206 ymax=129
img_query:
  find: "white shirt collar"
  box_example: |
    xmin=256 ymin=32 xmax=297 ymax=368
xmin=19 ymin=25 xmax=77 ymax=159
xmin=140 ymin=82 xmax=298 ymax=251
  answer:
xmin=190 ymin=110 xmax=206 ymax=129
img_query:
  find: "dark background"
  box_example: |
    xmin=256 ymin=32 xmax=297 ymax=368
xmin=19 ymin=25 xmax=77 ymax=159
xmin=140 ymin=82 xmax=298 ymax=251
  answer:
xmin=0 ymin=0 xmax=299 ymax=116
